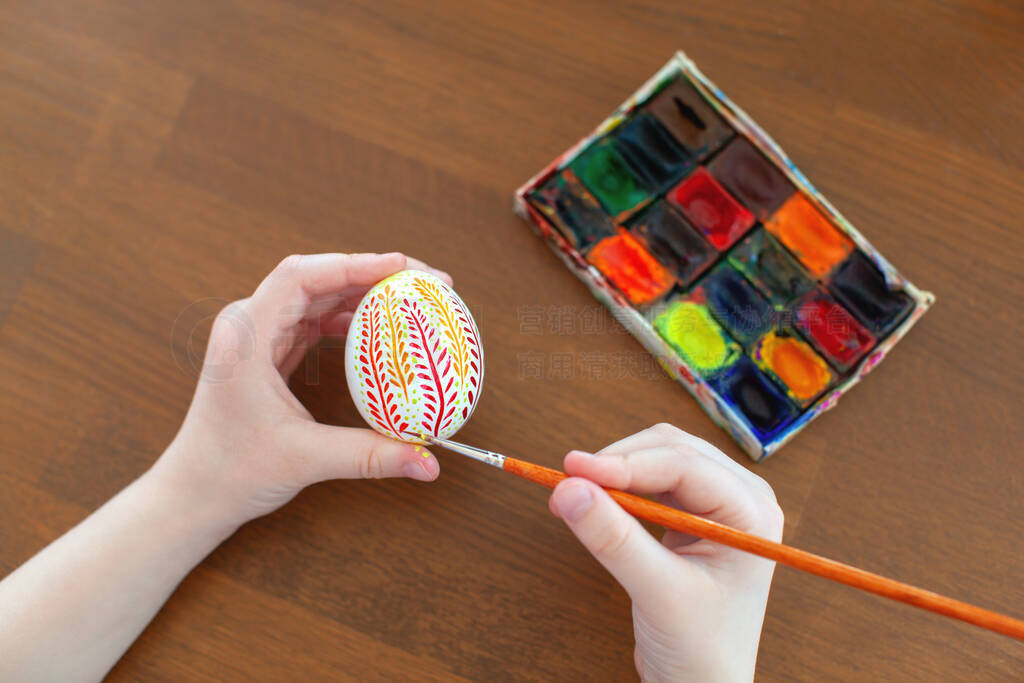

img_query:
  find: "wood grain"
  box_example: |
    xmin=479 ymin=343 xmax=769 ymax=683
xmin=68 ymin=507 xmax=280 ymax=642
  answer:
xmin=1 ymin=0 xmax=1022 ymax=679
xmin=500 ymin=456 xmax=1024 ymax=640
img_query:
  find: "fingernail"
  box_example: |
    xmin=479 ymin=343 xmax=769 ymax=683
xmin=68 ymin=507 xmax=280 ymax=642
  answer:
xmin=556 ymin=481 xmax=593 ymax=522
xmin=569 ymin=450 xmax=595 ymax=459
xmin=402 ymin=461 xmax=432 ymax=481
xmin=430 ymin=267 xmax=452 ymax=281
xmin=383 ymin=251 xmax=403 ymax=259
xmin=421 ymin=454 xmax=440 ymax=478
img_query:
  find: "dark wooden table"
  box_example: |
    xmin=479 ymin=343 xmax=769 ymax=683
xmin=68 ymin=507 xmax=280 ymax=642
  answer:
xmin=2 ymin=1 xmax=1022 ymax=679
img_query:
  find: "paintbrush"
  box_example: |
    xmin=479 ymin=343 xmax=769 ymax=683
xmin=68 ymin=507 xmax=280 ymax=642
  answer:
xmin=424 ymin=435 xmax=1024 ymax=641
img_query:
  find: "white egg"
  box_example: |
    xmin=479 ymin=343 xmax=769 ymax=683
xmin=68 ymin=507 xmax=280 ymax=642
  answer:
xmin=345 ymin=270 xmax=483 ymax=443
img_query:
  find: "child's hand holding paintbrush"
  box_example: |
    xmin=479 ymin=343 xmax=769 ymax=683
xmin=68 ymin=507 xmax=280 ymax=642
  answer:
xmin=549 ymin=425 xmax=782 ymax=682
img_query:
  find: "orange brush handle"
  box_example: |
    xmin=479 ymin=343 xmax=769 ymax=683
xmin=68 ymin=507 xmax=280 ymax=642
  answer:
xmin=502 ymin=456 xmax=1024 ymax=641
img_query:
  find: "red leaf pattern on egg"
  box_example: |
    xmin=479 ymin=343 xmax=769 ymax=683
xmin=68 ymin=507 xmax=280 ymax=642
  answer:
xmin=402 ymin=298 xmax=458 ymax=437
xmin=452 ymin=293 xmax=483 ymax=411
xmin=356 ymin=294 xmax=402 ymax=439
xmin=353 ymin=273 xmax=481 ymax=443
xmin=381 ymin=284 xmax=413 ymax=403
xmin=412 ymin=278 xmax=472 ymax=392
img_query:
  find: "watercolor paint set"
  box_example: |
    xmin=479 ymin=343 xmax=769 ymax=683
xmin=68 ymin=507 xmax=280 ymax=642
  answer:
xmin=514 ymin=52 xmax=934 ymax=461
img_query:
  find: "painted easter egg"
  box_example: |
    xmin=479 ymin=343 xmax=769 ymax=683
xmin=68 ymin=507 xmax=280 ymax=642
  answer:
xmin=345 ymin=270 xmax=483 ymax=443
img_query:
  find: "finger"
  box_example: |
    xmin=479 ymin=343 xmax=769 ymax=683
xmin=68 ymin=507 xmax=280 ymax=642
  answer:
xmin=303 ymin=284 xmax=377 ymax=320
xmin=249 ymin=253 xmax=408 ymax=337
xmin=321 ymin=257 xmax=450 ymax=312
xmin=404 ymin=256 xmax=452 ymax=285
xmin=595 ymin=423 xmax=757 ymax=483
xmin=290 ymin=422 xmax=440 ymax=484
xmin=593 ymin=423 xmax=683 ymax=457
xmin=301 ymin=262 xmax=450 ymax=322
xmin=318 ymin=310 xmax=354 ymax=338
xmin=563 ymin=447 xmax=777 ymax=536
xmin=278 ymin=306 xmax=357 ymax=377
xmin=549 ymin=478 xmax=698 ymax=608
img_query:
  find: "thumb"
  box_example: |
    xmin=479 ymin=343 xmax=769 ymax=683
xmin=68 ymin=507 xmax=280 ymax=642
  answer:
xmin=550 ymin=478 xmax=688 ymax=606
xmin=294 ymin=423 xmax=440 ymax=483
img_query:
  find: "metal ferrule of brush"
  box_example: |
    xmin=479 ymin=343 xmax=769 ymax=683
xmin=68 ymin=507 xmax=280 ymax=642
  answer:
xmin=424 ymin=436 xmax=506 ymax=469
